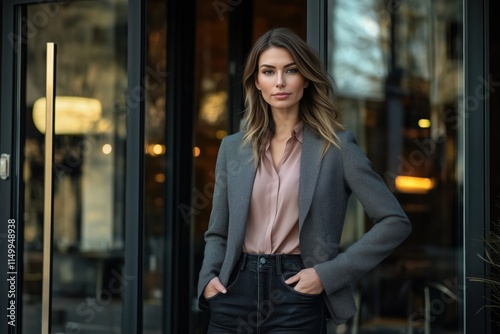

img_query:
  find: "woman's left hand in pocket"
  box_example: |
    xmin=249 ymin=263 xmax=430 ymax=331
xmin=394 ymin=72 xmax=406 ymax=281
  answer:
xmin=285 ymin=268 xmax=324 ymax=295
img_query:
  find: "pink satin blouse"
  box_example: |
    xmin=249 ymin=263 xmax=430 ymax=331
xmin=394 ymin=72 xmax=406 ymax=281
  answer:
xmin=243 ymin=123 xmax=303 ymax=254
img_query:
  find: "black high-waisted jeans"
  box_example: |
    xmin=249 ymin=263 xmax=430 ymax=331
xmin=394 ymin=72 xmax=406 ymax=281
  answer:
xmin=206 ymin=253 xmax=326 ymax=334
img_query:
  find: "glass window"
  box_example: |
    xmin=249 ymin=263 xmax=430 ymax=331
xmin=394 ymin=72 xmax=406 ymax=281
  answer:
xmin=253 ymin=0 xmax=307 ymax=40
xmin=328 ymin=0 xmax=464 ymax=332
xmin=22 ymin=1 xmax=128 ymax=332
xmin=190 ymin=1 xmax=229 ymax=331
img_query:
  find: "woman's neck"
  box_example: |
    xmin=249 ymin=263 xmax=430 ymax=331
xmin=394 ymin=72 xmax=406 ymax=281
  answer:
xmin=272 ymin=112 xmax=299 ymax=141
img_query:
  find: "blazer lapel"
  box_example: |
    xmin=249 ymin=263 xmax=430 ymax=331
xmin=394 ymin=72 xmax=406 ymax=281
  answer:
xmin=299 ymin=127 xmax=323 ymax=230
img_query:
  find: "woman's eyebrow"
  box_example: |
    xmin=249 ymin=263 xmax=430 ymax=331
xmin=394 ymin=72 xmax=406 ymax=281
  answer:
xmin=259 ymin=62 xmax=296 ymax=68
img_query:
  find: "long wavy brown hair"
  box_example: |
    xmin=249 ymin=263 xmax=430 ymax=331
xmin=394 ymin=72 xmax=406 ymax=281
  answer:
xmin=241 ymin=27 xmax=344 ymax=163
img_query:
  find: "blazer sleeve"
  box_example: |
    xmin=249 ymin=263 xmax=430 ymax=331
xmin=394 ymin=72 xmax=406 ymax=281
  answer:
xmin=314 ymin=130 xmax=412 ymax=296
xmin=197 ymin=137 xmax=230 ymax=310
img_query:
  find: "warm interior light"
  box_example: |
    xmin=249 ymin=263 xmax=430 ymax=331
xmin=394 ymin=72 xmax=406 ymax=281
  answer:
xmin=395 ymin=176 xmax=435 ymax=194
xmin=193 ymin=147 xmax=201 ymax=157
xmin=33 ymin=96 xmax=103 ymax=134
xmin=155 ymin=173 xmax=165 ymax=183
xmin=146 ymin=144 xmax=166 ymax=156
xmin=200 ymin=91 xmax=227 ymax=125
xmin=152 ymin=144 xmax=164 ymax=155
xmin=418 ymin=119 xmax=431 ymax=128
xmin=215 ymin=130 xmax=227 ymax=140
xmin=102 ymin=144 xmax=113 ymax=155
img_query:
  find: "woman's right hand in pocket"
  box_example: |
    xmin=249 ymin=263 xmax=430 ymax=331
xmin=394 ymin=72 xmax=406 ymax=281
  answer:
xmin=203 ymin=276 xmax=227 ymax=299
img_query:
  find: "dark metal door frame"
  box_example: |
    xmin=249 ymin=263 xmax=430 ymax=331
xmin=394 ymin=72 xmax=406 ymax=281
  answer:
xmin=464 ymin=1 xmax=491 ymax=333
xmin=307 ymin=0 xmax=328 ymax=66
xmin=123 ymin=0 xmax=145 ymax=332
xmin=1 ymin=1 xmax=28 ymax=332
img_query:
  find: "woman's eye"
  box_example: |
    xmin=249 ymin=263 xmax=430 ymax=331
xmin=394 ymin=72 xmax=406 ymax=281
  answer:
xmin=287 ymin=68 xmax=298 ymax=74
xmin=263 ymin=70 xmax=274 ymax=75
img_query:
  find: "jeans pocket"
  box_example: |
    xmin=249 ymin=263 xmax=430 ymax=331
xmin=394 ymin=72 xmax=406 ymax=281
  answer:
xmin=206 ymin=267 xmax=241 ymax=302
xmin=279 ymin=272 xmax=322 ymax=298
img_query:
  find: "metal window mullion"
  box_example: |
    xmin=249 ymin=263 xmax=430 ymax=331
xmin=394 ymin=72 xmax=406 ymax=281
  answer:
xmin=464 ymin=0 xmax=490 ymax=333
xmin=0 ymin=1 xmax=16 ymax=333
xmin=123 ymin=0 xmax=145 ymax=332
xmin=307 ymin=0 xmax=328 ymax=67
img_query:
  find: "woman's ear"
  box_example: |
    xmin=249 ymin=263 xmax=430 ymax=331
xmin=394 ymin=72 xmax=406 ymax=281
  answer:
xmin=304 ymin=80 xmax=309 ymax=89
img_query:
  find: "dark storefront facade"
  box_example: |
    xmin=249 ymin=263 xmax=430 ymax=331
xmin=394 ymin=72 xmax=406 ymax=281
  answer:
xmin=0 ymin=0 xmax=498 ymax=333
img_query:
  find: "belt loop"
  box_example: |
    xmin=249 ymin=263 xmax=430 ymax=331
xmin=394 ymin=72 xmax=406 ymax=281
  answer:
xmin=239 ymin=253 xmax=247 ymax=271
xmin=276 ymin=254 xmax=282 ymax=276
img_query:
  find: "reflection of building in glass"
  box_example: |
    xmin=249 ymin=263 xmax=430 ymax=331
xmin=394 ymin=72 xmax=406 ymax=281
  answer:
xmin=330 ymin=0 xmax=388 ymax=100
xmin=329 ymin=0 xmax=463 ymax=332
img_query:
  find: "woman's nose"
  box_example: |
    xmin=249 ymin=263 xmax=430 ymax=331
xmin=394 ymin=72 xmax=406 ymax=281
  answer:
xmin=275 ymin=73 xmax=285 ymax=87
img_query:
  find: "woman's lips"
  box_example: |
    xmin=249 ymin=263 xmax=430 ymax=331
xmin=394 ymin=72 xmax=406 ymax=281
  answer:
xmin=273 ymin=92 xmax=290 ymax=99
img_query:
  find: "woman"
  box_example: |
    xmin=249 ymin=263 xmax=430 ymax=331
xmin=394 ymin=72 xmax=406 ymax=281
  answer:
xmin=198 ymin=27 xmax=411 ymax=333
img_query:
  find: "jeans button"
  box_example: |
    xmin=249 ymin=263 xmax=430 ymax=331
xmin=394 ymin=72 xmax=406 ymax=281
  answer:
xmin=259 ymin=257 xmax=266 ymax=264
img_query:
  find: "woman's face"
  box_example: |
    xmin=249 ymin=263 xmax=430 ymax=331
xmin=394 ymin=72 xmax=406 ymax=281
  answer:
xmin=255 ymin=47 xmax=308 ymax=115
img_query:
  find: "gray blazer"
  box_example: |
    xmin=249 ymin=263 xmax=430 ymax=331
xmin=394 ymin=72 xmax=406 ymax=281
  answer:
xmin=197 ymin=126 xmax=411 ymax=324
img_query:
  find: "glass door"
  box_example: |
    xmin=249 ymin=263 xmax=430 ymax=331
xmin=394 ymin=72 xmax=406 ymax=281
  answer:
xmin=1 ymin=1 xmax=130 ymax=333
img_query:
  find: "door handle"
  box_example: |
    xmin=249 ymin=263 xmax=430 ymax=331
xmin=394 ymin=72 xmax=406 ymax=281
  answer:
xmin=0 ymin=154 xmax=10 ymax=180
xmin=42 ymin=42 xmax=56 ymax=334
